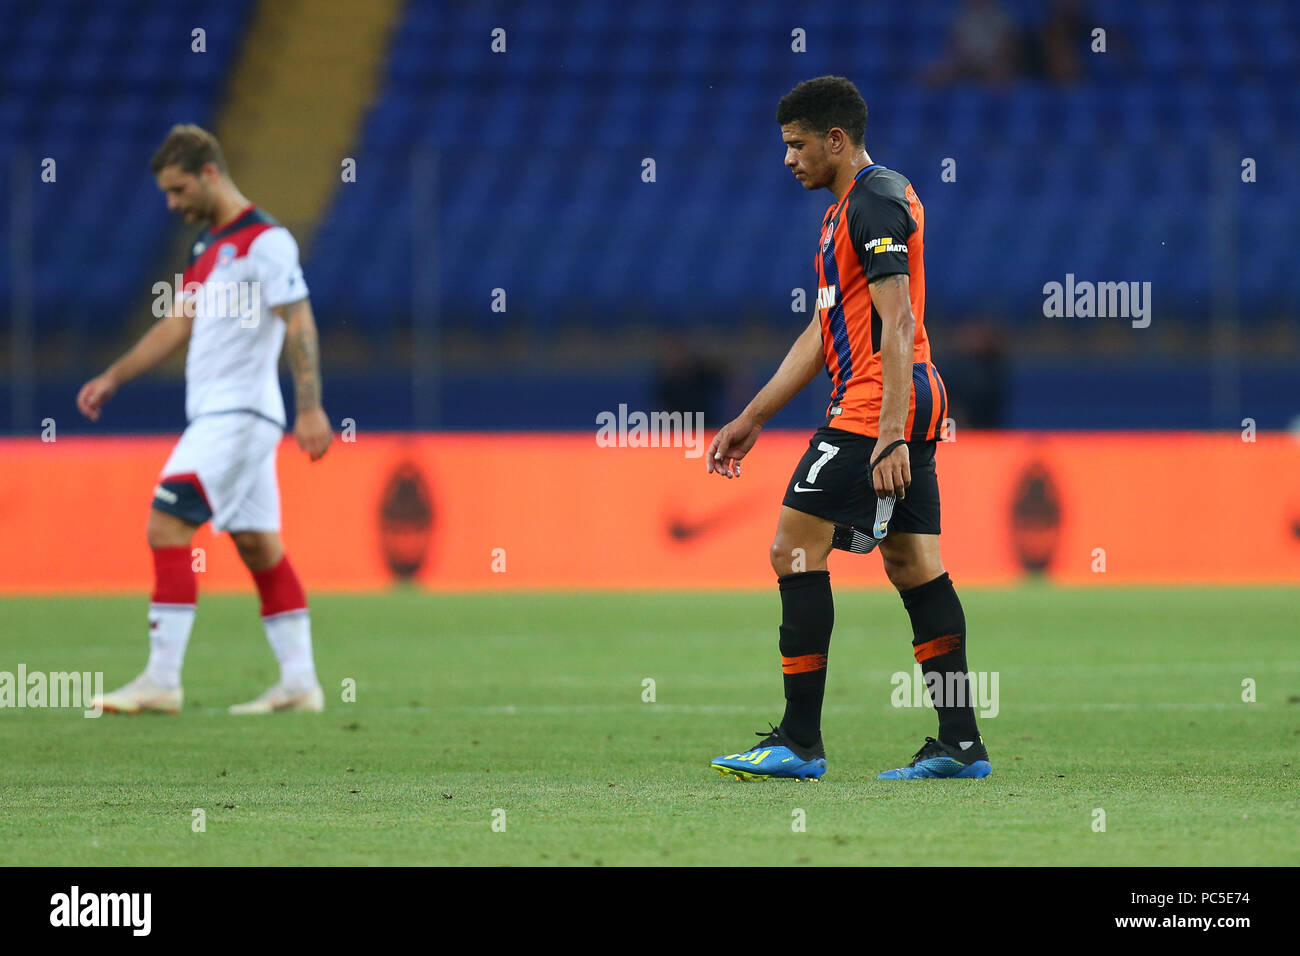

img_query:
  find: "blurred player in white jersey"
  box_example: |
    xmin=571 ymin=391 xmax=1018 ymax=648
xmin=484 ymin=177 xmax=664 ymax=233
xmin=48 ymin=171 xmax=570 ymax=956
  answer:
xmin=76 ymin=124 xmax=333 ymax=715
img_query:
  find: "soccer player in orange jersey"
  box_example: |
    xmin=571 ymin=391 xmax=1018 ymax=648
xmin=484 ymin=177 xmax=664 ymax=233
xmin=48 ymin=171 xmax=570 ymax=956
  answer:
xmin=707 ymin=77 xmax=990 ymax=780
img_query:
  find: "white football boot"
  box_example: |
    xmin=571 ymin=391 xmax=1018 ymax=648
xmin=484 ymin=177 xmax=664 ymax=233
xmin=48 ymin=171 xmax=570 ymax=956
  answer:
xmin=91 ymin=672 xmax=183 ymax=715
xmin=228 ymin=683 xmax=325 ymax=715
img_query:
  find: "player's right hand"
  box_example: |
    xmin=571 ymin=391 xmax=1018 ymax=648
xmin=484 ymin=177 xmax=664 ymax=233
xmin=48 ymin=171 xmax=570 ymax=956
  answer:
xmin=706 ymin=414 xmax=762 ymax=479
xmin=76 ymin=373 xmax=119 ymax=421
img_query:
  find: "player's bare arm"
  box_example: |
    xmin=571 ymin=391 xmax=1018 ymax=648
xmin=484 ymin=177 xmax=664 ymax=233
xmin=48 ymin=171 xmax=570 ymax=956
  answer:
xmin=76 ymin=301 xmax=193 ymax=421
xmin=707 ymin=314 xmax=824 ymax=479
xmin=275 ymin=297 xmax=332 ymax=461
xmin=869 ymin=272 xmax=914 ymax=499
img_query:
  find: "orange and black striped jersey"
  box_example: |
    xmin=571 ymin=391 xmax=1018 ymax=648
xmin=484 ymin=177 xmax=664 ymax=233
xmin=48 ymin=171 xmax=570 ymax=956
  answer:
xmin=813 ymin=163 xmax=946 ymax=441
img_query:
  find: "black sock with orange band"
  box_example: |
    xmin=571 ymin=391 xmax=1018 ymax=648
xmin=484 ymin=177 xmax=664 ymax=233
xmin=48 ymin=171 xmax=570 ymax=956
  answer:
xmin=900 ymin=571 xmax=981 ymax=746
xmin=777 ymin=570 xmax=834 ymax=749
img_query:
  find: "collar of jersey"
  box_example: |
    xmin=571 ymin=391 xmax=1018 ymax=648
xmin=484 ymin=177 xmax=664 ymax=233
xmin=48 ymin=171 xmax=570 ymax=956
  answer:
xmin=827 ymin=163 xmax=883 ymax=225
xmin=208 ymin=203 xmax=257 ymax=241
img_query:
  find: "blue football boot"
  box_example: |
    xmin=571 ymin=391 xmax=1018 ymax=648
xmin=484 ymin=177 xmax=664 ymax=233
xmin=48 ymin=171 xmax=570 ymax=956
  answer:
xmin=711 ymin=724 xmax=827 ymax=781
xmin=878 ymin=736 xmax=992 ymax=779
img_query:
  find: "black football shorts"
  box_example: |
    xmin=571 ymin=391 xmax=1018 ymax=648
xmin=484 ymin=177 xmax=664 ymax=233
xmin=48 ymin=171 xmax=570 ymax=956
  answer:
xmin=781 ymin=425 xmax=941 ymax=542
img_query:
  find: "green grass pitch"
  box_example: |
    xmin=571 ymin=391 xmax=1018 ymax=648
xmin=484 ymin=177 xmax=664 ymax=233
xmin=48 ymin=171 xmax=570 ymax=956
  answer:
xmin=1 ymin=587 xmax=1296 ymax=866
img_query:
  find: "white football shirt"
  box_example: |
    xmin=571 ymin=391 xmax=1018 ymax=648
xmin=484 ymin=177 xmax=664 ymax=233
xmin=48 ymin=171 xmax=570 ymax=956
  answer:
xmin=179 ymin=205 xmax=308 ymax=428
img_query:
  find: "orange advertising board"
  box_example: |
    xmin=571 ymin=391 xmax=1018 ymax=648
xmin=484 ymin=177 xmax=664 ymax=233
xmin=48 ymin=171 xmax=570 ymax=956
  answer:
xmin=1 ymin=432 xmax=1298 ymax=593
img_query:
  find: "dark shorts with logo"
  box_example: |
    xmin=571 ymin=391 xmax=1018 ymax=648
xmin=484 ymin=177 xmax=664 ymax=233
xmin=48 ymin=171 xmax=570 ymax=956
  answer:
xmin=780 ymin=425 xmax=941 ymax=537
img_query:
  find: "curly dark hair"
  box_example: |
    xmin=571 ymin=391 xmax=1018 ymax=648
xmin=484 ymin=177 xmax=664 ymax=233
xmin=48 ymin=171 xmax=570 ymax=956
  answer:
xmin=776 ymin=76 xmax=868 ymax=145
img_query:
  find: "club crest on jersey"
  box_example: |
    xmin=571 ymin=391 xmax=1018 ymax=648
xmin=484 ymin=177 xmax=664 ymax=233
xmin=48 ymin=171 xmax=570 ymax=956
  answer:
xmin=821 ymin=223 xmax=835 ymax=250
xmin=816 ymin=285 xmax=837 ymax=312
xmin=217 ymin=243 xmax=237 ymax=267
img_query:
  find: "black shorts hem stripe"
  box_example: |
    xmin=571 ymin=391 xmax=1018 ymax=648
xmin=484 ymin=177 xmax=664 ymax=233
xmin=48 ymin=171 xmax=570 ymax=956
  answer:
xmin=151 ymin=486 xmax=212 ymax=527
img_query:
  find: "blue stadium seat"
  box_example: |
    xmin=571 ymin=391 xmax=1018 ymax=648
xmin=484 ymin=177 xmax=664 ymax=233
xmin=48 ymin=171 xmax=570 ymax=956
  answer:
xmin=4 ymin=0 xmax=1296 ymax=340
xmin=0 ymin=0 xmax=254 ymax=333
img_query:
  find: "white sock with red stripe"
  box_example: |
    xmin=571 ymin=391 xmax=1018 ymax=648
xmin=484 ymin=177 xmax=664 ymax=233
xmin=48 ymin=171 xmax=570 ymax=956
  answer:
xmin=253 ymin=556 xmax=318 ymax=691
xmin=145 ymin=546 xmax=197 ymax=689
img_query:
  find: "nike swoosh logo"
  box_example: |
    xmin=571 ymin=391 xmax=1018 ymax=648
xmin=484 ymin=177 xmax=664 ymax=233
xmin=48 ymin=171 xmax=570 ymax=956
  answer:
xmin=669 ymin=518 xmax=714 ymax=540
xmin=792 ymin=484 xmax=823 ymax=493
xmin=666 ymin=495 xmax=762 ymax=541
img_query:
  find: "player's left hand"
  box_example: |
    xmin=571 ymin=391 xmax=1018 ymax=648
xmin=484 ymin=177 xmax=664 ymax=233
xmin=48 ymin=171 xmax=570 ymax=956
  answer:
xmin=76 ymin=372 xmax=119 ymax=421
xmin=294 ymin=407 xmax=333 ymax=461
xmin=870 ymin=437 xmax=910 ymax=499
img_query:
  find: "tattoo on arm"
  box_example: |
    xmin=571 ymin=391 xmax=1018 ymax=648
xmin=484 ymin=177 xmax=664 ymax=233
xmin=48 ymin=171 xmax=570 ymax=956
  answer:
xmin=870 ymin=274 xmax=914 ymax=440
xmin=872 ymin=274 xmax=914 ymax=330
xmin=875 ymin=273 xmax=908 ymax=299
xmin=283 ymin=303 xmax=323 ymax=411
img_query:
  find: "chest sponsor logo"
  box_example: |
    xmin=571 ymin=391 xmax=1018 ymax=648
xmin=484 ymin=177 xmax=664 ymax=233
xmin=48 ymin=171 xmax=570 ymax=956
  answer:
xmin=816 ymin=285 xmax=838 ymax=312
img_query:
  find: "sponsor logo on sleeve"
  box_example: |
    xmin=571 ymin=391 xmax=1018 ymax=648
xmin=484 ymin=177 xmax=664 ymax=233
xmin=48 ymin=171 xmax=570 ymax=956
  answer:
xmin=865 ymin=237 xmax=908 ymax=254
